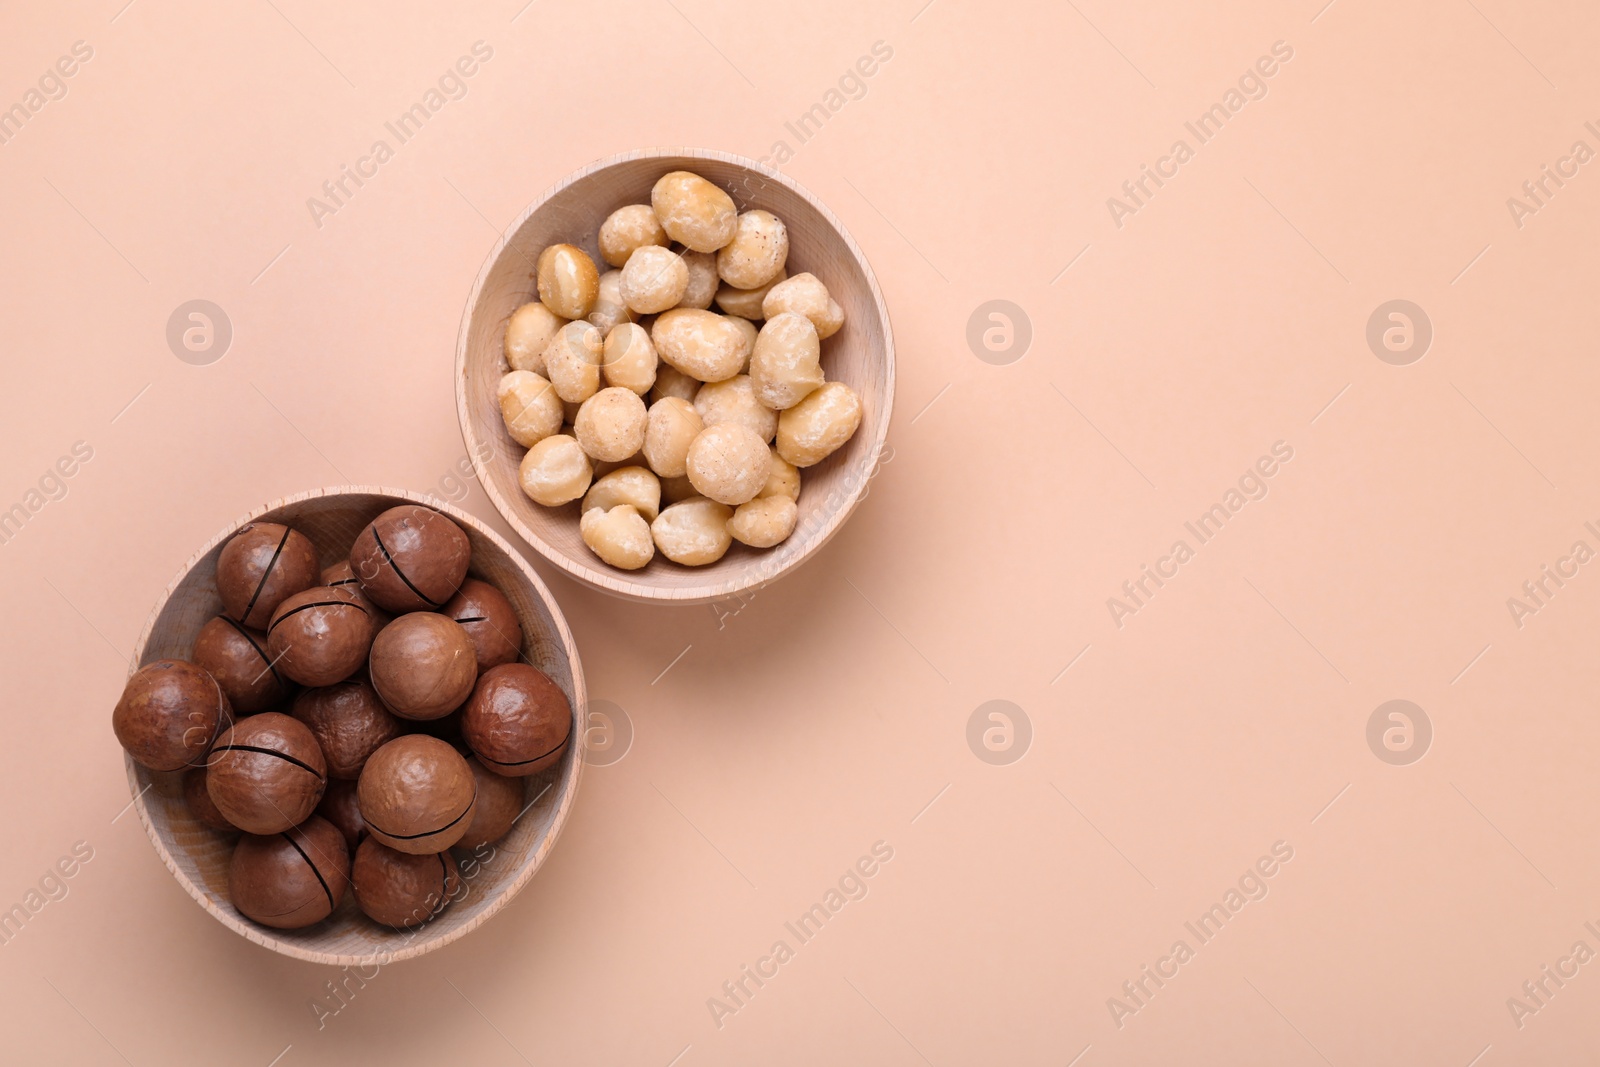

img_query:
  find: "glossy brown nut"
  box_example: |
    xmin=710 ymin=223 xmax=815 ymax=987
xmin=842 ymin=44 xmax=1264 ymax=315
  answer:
xmin=291 ymin=678 xmax=402 ymax=779
xmin=216 ymin=522 xmax=319 ymax=629
xmin=183 ymin=767 xmax=237 ymax=832
xmin=357 ymin=735 xmax=477 ymax=854
xmin=113 ymin=660 xmax=232 ymax=772
xmin=456 ymin=756 xmax=525 ymax=851
xmin=351 ymin=838 xmax=462 ymax=928
xmin=191 ymin=616 xmax=290 ymax=715
xmin=315 ymin=779 xmax=367 ymax=852
xmin=350 ymin=505 xmax=471 ymax=614
xmin=441 ymin=578 xmax=523 ymax=671
xmin=229 ymin=816 xmax=350 ymax=930
xmin=266 ymin=585 xmax=376 ymax=687
xmin=321 ymin=560 xmax=390 ymax=625
xmin=207 ymin=712 xmax=327 ymax=834
xmin=369 ymin=614 xmax=478 ymax=721
xmin=461 ymin=663 xmax=573 ymax=777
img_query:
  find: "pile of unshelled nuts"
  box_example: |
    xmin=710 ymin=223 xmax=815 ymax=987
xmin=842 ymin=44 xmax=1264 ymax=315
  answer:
xmin=496 ymin=168 xmax=863 ymax=570
xmin=111 ymin=504 xmax=572 ymax=932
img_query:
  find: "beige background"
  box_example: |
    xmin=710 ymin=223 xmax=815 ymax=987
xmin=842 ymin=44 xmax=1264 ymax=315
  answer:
xmin=2 ymin=0 xmax=1598 ymax=1063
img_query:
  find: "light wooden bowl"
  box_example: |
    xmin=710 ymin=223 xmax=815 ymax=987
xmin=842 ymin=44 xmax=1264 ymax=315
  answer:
xmin=124 ymin=486 xmax=585 ymax=966
xmin=456 ymin=148 xmax=895 ymax=604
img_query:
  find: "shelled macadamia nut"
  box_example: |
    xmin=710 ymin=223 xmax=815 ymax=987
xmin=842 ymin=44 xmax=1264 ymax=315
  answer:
xmin=456 ymin=757 xmax=524 ymax=850
xmin=504 ymin=301 xmax=566 ymax=374
xmin=725 ymin=315 xmax=757 ymax=372
xmin=350 ymin=505 xmax=471 ymax=614
xmin=583 ymin=466 xmax=662 ymax=521
xmin=580 ymin=505 xmax=655 ymax=569
xmin=762 ymin=272 xmax=845 ymax=339
xmin=687 ymin=424 xmax=772 ymax=505
xmin=442 ymin=578 xmax=523 ymax=672
xmin=777 ymin=381 xmax=862 ymax=467
xmin=217 ymin=522 xmax=319 ymax=629
xmin=536 ymin=243 xmax=599 ymax=319
xmin=587 ymin=270 xmax=637 ymax=335
xmin=518 ymin=435 xmax=592 ymax=506
xmin=497 ymin=371 xmax=563 ymax=447
xmin=266 ymin=585 xmax=376 ymax=688
xmin=461 ymin=663 xmax=573 ymax=777
xmin=651 ymin=498 xmax=734 ymax=565
xmin=641 ymin=397 xmax=703 ymax=478
xmin=369 ymin=614 xmax=479 ymax=721
xmin=716 ymin=210 xmax=788 ymax=289
xmin=113 ymin=660 xmax=232 ymax=772
xmin=713 ymin=267 xmax=786 ymax=320
xmin=620 ymin=245 xmax=689 ymax=315
xmin=599 ymin=203 xmax=668 ymax=267
xmin=648 ymin=365 xmax=699 ymax=404
xmin=601 ymin=323 xmax=658 ymax=395
xmin=543 ymin=321 xmax=605 ymax=403
xmin=651 ymin=171 xmax=737 ymax=252
xmin=192 ymin=616 xmax=289 ymax=715
xmin=230 ymin=816 xmax=349 ymax=930
xmin=358 ymin=735 xmax=477 ymax=854
xmin=695 ymin=376 xmax=777 ymax=442
xmin=352 ymin=838 xmax=461 ymax=928
xmin=652 ymin=309 xmax=746 ymax=383
xmin=677 ymin=249 xmax=718 ymax=310
xmin=208 ymin=713 xmax=327 ymax=835
xmin=760 ymin=447 xmax=801 ymax=500
xmin=729 ymin=495 xmax=798 ymax=548
xmin=749 ymin=312 xmax=824 ymax=410
xmin=574 ymin=387 xmax=648 ymax=462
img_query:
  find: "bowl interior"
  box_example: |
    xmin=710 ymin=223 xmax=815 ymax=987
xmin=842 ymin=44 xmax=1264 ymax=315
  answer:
xmin=128 ymin=488 xmax=583 ymax=966
xmin=458 ymin=150 xmax=893 ymax=603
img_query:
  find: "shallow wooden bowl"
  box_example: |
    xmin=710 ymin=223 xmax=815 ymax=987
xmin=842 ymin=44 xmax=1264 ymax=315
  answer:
xmin=456 ymin=148 xmax=895 ymax=603
xmin=124 ymin=486 xmax=585 ymax=966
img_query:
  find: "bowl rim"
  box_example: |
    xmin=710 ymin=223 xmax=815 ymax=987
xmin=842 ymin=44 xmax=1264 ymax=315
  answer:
xmin=455 ymin=146 xmax=897 ymax=604
xmin=123 ymin=484 xmax=587 ymax=966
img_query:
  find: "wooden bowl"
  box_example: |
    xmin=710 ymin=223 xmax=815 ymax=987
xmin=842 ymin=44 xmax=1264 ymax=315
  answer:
xmin=124 ymin=486 xmax=585 ymax=966
xmin=456 ymin=148 xmax=895 ymax=604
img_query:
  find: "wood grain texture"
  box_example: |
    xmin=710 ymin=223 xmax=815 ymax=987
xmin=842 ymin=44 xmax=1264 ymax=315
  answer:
xmin=123 ymin=486 xmax=585 ymax=966
xmin=456 ymin=148 xmax=895 ymax=604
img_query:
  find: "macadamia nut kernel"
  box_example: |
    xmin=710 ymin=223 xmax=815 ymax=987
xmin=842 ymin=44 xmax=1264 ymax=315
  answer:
xmin=583 ymin=466 xmax=662 ymax=522
xmin=587 ymin=270 xmax=637 ymax=335
xmin=620 ymin=245 xmax=689 ymax=314
xmin=686 ymin=423 xmax=772 ymax=506
xmin=714 ymin=267 xmax=787 ymax=319
xmin=694 ymin=375 xmax=777 ymax=442
xmin=716 ymin=210 xmax=789 ymax=289
xmin=544 ymin=321 xmax=605 ymax=403
xmin=651 ymin=498 xmax=734 ymax=565
xmin=580 ymin=505 xmax=655 ymax=569
xmin=599 ymin=204 xmax=668 ymax=267
xmin=652 ymin=309 xmax=746 ymax=383
xmin=777 ymin=381 xmax=862 ymax=467
xmin=649 ymin=364 xmax=699 ymax=404
xmin=519 ymin=434 xmax=592 ymax=506
xmin=760 ymin=448 xmax=801 ymax=500
xmin=762 ymin=273 xmax=844 ymax=340
xmin=536 ymin=244 xmax=600 ymax=320
xmin=505 ymin=301 xmax=566 ymax=374
xmin=749 ymin=312 xmax=824 ymax=410
xmin=677 ymin=249 xmax=719 ymax=310
xmin=574 ymin=387 xmax=648 ymax=462
xmin=729 ymin=495 xmax=798 ymax=548
xmin=642 ymin=397 xmax=703 ymax=478
xmin=651 ymin=171 xmax=737 ymax=253
xmin=497 ymin=371 xmax=563 ymax=448
xmin=602 ymin=322 xmax=658 ymax=395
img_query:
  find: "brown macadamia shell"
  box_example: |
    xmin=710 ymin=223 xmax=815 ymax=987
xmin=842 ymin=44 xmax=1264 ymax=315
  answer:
xmin=350 ymin=505 xmax=471 ymax=613
xmin=113 ymin=660 xmax=233 ymax=772
xmin=191 ymin=616 xmax=291 ymax=715
xmin=358 ymin=735 xmax=478 ymax=854
xmin=291 ymin=678 xmax=402 ymax=779
xmin=461 ymin=663 xmax=573 ymax=777
xmin=369 ymin=614 xmax=479 ymax=721
xmin=442 ymin=578 xmax=523 ymax=672
xmin=216 ymin=522 xmax=319 ymax=629
xmin=266 ymin=585 xmax=376 ymax=688
xmin=351 ymin=838 xmax=462 ymax=928
xmin=207 ymin=712 xmax=327 ymax=835
xmin=229 ymin=816 xmax=350 ymax=930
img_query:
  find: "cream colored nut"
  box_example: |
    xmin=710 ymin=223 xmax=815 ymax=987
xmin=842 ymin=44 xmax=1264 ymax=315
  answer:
xmin=659 ymin=474 xmax=698 ymax=504
xmin=725 ymin=315 xmax=757 ymax=373
xmin=714 ymin=267 xmax=787 ymax=319
xmin=574 ymin=387 xmax=648 ymax=462
xmin=620 ymin=245 xmax=689 ymax=315
xmin=641 ymin=396 xmax=703 ymax=478
xmin=648 ymin=364 xmax=699 ymax=404
xmin=651 ymin=498 xmax=733 ymax=566
xmin=497 ymin=370 xmax=563 ymax=448
xmin=504 ymin=301 xmax=566 ymax=374
xmin=587 ymin=270 xmax=637 ymax=335
xmin=677 ymin=249 xmax=718 ymax=310
xmin=760 ymin=447 xmax=800 ymax=500
xmin=762 ymin=273 xmax=844 ymax=340
xmin=777 ymin=381 xmax=862 ymax=467
xmin=602 ymin=322 xmax=658 ymax=395
xmin=591 ymin=454 xmax=644 ymax=480
xmin=562 ymin=399 xmax=582 ymax=424
xmin=749 ymin=312 xmax=823 ymax=410
xmin=651 ymin=171 xmax=737 ymax=253
xmin=599 ymin=204 xmax=668 ymax=268
xmin=536 ymin=244 xmax=599 ymax=320
xmin=651 ymin=308 xmax=746 ymax=383
xmin=543 ymin=321 xmax=605 ymax=403
xmin=518 ymin=434 xmax=592 ymax=506
xmin=686 ymin=423 xmax=772 ymax=506
xmin=582 ymin=465 xmax=661 ymax=522
xmin=728 ymin=495 xmax=798 ymax=548
xmin=694 ymin=375 xmax=777 ymax=442
xmin=716 ymin=210 xmax=788 ymax=290
xmin=580 ymin=505 xmax=655 ymax=569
